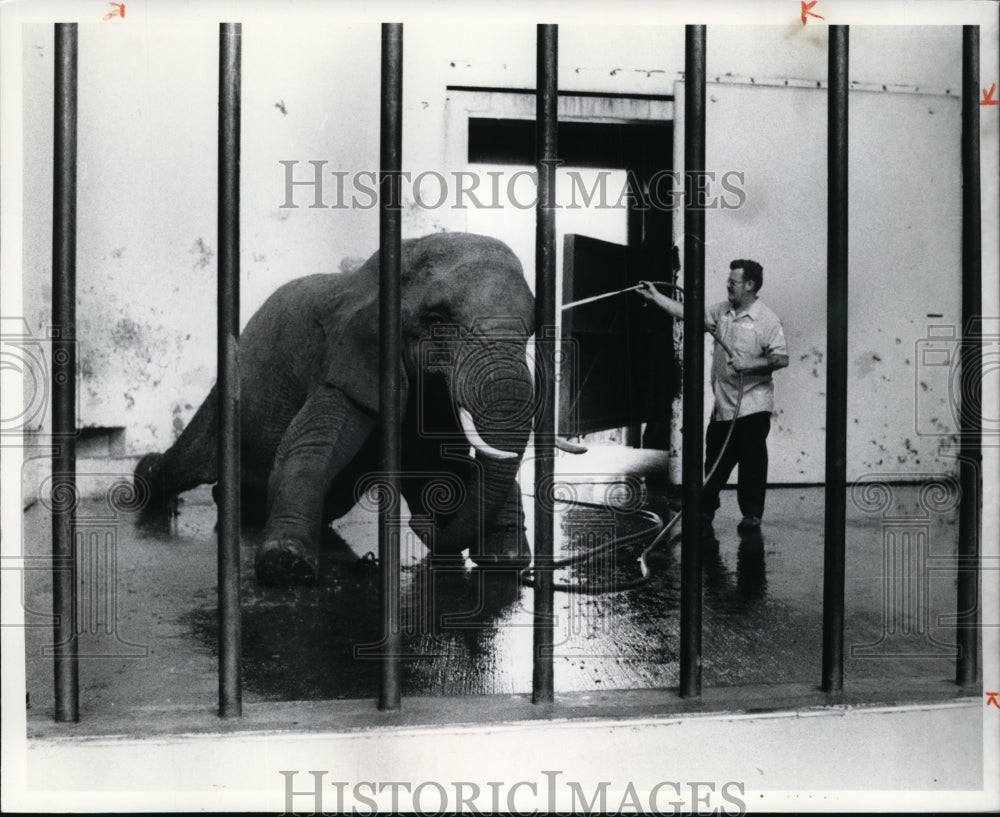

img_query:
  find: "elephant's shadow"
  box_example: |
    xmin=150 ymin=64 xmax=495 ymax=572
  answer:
xmin=184 ymin=526 xmax=524 ymax=701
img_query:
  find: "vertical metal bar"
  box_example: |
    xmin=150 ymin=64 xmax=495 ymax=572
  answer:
xmin=822 ymin=25 xmax=849 ymax=693
xmin=625 ymin=200 xmax=643 ymax=449
xmin=679 ymin=24 xmax=706 ymax=700
xmin=532 ymin=23 xmax=558 ymax=705
xmin=217 ymin=21 xmax=242 ymax=719
xmin=52 ymin=21 xmax=79 ymax=724
xmin=378 ymin=21 xmax=403 ymax=712
xmin=956 ymin=24 xmax=981 ymax=688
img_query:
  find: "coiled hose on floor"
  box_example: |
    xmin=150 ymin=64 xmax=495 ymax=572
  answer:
xmin=519 ymin=281 xmax=744 ymax=594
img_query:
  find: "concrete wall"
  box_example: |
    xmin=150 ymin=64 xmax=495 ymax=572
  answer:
xmin=17 ymin=20 xmax=972 ymax=481
xmin=673 ymin=79 xmax=962 ymax=482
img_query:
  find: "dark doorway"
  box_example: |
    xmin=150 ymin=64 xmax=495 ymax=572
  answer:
xmin=468 ymin=116 xmax=676 ymax=450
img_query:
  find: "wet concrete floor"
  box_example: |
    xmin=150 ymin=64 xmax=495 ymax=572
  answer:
xmin=21 ymin=471 xmax=963 ymax=720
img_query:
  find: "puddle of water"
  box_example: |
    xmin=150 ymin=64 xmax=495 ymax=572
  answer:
xmin=22 ymin=486 xmax=961 ymax=712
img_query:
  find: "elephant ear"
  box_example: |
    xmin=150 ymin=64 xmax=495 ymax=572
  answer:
xmin=316 ymin=260 xmax=408 ymax=414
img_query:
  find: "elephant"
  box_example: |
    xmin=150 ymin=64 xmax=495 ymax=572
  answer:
xmin=136 ymin=232 xmax=559 ymax=585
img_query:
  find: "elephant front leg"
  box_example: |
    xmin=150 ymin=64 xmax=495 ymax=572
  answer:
xmin=257 ymin=384 xmax=375 ymax=585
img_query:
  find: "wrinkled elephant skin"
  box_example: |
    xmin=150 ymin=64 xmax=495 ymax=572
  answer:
xmin=135 ymin=233 xmax=536 ymax=585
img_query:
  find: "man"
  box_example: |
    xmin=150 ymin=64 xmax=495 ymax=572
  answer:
xmin=636 ymin=260 xmax=788 ymax=530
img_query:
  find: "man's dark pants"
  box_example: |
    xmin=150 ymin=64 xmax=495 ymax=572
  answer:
xmin=703 ymin=411 xmax=771 ymax=520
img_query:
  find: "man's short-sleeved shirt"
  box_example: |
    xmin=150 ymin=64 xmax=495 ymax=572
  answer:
xmin=706 ymin=299 xmax=787 ymax=421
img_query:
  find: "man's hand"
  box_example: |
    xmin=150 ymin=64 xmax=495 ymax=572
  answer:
xmin=728 ymin=353 xmax=758 ymax=373
xmin=635 ymin=281 xmax=683 ymax=320
xmin=728 ymin=352 xmax=789 ymax=374
xmin=634 ymin=280 xmax=660 ymax=302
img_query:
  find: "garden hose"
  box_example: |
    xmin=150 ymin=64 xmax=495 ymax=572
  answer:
xmin=521 ymin=282 xmax=744 ymax=593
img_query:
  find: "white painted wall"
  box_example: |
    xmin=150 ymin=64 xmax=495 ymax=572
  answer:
xmin=17 ymin=19 xmax=974 ymax=483
xmin=673 ymin=79 xmax=963 ymax=483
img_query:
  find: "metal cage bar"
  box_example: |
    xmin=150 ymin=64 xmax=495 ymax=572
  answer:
xmin=821 ymin=25 xmax=849 ymax=694
xmin=52 ymin=21 xmax=80 ymax=724
xmin=378 ymin=22 xmax=404 ymax=712
xmin=956 ymin=24 xmax=981 ymax=688
xmin=531 ymin=22 xmax=558 ymax=705
xmin=679 ymin=23 xmax=706 ymax=700
xmin=217 ymin=21 xmax=243 ymax=719
xmin=46 ymin=18 xmax=981 ymax=725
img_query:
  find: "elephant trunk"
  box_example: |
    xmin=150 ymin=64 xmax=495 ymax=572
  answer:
xmin=434 ymin=338 xmax=532 ymax=559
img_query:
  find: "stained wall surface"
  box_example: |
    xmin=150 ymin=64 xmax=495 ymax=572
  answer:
xmin=673 ymin=79 xmax=962 ymax=482
xmin=19 ymin=21 xmax=970 ymax=483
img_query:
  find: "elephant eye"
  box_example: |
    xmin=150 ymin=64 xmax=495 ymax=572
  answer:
xmin=422 ymin=306 xmax=453 ymax=326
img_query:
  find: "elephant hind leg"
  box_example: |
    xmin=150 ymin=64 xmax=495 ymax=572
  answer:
xmin=257 ymin=384 xmax=376 ymax=585
xmin=134 ymin=388 xmax=219 ymax=517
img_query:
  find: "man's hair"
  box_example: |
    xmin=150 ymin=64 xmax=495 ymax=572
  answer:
xmin=731 ymin=259 xmax=763 ymax=292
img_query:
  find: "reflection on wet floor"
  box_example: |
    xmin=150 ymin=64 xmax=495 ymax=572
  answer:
xmin=22 ymin=484 xmax=962 ymax=716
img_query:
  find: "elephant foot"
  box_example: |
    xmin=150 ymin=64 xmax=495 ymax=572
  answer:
xmin=134 ymin=453 xmax=178 ymax=531
xmin=255 ymin=537 xmax=319 ymax=586
xmin=135 ymin=453 xmax=165 ymax=507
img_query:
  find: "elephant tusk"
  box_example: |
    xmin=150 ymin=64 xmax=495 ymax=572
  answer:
xmin=555 ymin=437 xmax=588 ymax=454
xmin=458 ymin=406 xmax=519 ymax=460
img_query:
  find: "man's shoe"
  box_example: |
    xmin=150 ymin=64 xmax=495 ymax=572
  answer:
xmin=738 ymin=516 xmax=761 ymax=530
